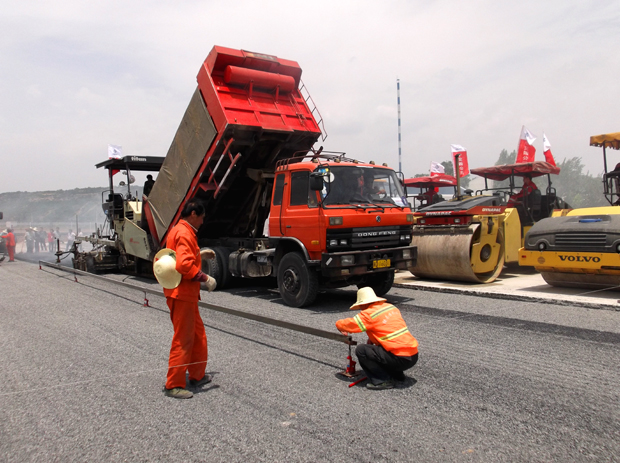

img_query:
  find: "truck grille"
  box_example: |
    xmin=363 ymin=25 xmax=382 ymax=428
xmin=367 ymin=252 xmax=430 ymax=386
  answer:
xmin=554 ymin=233 xmax=607 ymax=247
xmin=327 ymin=226 xmax=410 ymax=250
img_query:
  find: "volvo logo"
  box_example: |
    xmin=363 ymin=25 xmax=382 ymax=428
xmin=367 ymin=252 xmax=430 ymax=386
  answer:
xmin=376 ymin=216 xmax=381 ymax=223
xmin=558 ymin=255 xmax=601 ymax=263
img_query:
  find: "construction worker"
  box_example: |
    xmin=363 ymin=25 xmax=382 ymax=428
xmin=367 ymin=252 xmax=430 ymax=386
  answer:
xmin=154 ymin=200 xmax=217 ymax=399
xmin=2 ymin=228 xmax=16 ymax=262
xmin=508 ymin=175 xmax=538 ymax=207
xmin=336 ymin=287 xmax=419 ymax=390
xmin=143 ymin=174 xmax=155 ymax=197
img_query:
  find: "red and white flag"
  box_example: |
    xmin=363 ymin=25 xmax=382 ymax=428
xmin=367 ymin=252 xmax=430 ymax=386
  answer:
xmin=430 ymin=161 xmax=445 ymax=177
xmin=542 ymin=133 xmax=556 ymax=166
xmin=516 ymin=126 xmax=536 ymax=163
xmin=451 ymin=144 xmax=470 ymax=177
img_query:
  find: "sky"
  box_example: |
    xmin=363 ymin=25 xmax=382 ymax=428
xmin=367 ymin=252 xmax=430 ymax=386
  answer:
xmin=1 ymin=0 xmax=619 ymax=193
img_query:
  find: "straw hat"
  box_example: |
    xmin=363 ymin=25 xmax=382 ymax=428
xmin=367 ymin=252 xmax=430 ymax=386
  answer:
xmin=349 ymin=286 xmax=386 ymax=310
xmin=153 ymin=248 xmax=182 ymax=289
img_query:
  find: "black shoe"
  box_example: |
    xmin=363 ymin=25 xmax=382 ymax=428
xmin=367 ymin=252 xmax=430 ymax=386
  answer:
xmin=366 ymin=380 xmax=395 ymax=390
xmin=391 ymin=371 xmax=406 ymax=382
xmin=189 ymin=374 xmax=213 ymax=388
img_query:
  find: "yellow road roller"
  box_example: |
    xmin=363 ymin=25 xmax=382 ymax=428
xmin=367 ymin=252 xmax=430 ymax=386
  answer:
xmin=410 ymin=161 xmax=563 ymax=283
xmin=519 ymin=132 xmax=620 ymax=290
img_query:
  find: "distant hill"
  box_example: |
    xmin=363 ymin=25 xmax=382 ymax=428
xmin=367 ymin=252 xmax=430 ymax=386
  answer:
xmin=0 ymin=186 xmax=143 ymax=229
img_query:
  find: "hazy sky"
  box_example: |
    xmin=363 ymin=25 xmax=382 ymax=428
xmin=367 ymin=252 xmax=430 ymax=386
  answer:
xmin=1 ymin=0 xmax=619 ymax=193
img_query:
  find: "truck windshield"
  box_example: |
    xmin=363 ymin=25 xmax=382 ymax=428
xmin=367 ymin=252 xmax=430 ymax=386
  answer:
xmin=316 ymin=166 xmax=408 ymax=207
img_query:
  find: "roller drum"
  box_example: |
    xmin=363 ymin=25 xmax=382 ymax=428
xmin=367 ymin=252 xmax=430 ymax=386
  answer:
xmin=541 ymin=271 xmax=620 ymax=291
xmin=410 ymin=224 xmax=505 ymax=284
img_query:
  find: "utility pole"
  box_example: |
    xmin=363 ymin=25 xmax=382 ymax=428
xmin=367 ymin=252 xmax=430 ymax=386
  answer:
xmin=397 ymin=79 xmax=402 ymax=173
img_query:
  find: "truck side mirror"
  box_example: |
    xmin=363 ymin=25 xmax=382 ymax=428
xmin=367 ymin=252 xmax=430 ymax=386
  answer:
xmin=309 ymin=174 xmax=324 ymax=191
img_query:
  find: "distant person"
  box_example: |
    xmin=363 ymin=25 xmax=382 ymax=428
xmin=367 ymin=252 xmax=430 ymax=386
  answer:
xmin=418 ymin=187 xmax=437 ymax=206
xmin=66 ymin=229 xmax=75 ymax=251
xmin=1 ymin=228 xmax=16 ymax=262
xmin=143 ymin=174 xmax=155 ymax=197
xmin=335 ymin=287 xmax=419 ymax=390
xmin=25 ymin=229 xmax=34 ymax=253
xmin=38 ymin=228 xmax=47 ymax=251
xmin=508 ymin=175 xmax=538 ymax=207
xmin=48 ymin=229 xmax=55 ymax=253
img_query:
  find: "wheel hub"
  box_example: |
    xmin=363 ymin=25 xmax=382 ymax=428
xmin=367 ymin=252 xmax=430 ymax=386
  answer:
xmin=282 ymin=267 xmax=300 ymax=293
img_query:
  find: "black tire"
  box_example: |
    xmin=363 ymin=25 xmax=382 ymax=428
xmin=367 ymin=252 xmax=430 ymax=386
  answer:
xmin=277 ymin=252 xmax=318 ymax=307
xmin=213 ymin=246 xmax=231 ymax=288
xmin=200 ymin=246 xmax=231 ymax=289
xmin=358 ymin=270 xmax=394 ymax=297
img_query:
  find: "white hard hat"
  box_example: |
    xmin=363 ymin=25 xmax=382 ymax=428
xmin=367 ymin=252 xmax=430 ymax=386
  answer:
xmin=349 ymin=286 xmax=386 ymax=310
xmin=153 ymin=248 xmax=182 ymax=289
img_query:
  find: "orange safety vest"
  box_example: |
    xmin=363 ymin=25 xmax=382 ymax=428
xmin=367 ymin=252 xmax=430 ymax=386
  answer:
xmin=163 ymin=220 xmax=202 ymax=302
xmin=336 ymin=302 xmax=418 ymax=357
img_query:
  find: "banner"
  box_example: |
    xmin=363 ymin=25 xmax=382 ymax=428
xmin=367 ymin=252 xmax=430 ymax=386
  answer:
xmin=542 ymin=133 xmax=556 ymax=166
xmin=451 ymin=144 xmax=470 ymax=177
xmin=430 ymin=161 xmax=445 ymax=177
xmin=108 ymin=144 xmax=122 ymax=160
xmin=516 ymin=126 xmax=536 ymax=163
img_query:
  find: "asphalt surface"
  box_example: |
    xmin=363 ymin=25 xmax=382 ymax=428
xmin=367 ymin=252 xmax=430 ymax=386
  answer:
xmin=1 ymin=255 xmax=620 ymax=462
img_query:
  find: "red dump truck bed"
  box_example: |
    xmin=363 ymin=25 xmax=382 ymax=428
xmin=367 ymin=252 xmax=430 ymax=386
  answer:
xmin=144 ymin=46 xmax=323 ymax=246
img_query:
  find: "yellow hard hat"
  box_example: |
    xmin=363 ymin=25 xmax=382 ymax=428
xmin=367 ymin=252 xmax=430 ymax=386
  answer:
xmin=153 ymin=248 xmax=182 ymax=289
xmin=350 ymin=286 xmax=386 ymax=310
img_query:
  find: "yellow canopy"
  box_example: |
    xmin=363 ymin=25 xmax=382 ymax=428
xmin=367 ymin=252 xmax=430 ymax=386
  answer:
xmin=590 ymin=132 xmax=620 ymax=149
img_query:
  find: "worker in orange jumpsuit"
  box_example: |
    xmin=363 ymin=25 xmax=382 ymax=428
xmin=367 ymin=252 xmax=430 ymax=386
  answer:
xmin=161 ymin=200 xmax=216 ymax=399
xmin=336 ymin=287 xmax=419 ymax=390
xmin=2 ymin=228 xmax=16 ymax=262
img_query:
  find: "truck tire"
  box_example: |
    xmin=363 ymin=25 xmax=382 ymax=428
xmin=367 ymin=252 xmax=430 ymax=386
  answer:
xmin=213 ymin=246 xmax=231 ymax=289
xmin=358 ymin=270 xmax=394 ymax=297
xmin=201 ymin=246 xmax=231 ymax=289
xmin=277 ymin=252 xmax=318 ymax=307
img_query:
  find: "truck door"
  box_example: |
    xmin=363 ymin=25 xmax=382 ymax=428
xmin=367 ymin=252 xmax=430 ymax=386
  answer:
xmin=279 ymin=171 xmax=323 ymax=256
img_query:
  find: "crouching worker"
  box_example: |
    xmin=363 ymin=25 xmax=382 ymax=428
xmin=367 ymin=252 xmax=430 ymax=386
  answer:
xmin=336 ymin=287 xmax=418 ymax=390
xmin=153 ymin=200 xmax=217 ymax=399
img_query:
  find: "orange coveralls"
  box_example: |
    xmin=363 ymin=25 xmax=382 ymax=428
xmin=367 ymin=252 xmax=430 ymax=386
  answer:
xmin=163 ymin=220 xmax=208 ymax=389
xmin=3 ymin=231 xmax=15 ymax=262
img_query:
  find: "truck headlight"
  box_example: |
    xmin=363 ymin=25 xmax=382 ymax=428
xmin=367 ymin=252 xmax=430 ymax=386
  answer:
xmin=339 ymin=239 xmax=348 ymax=245
xmin=402 ymin=249 xmax=411 ymax=259
xmin=400 ymin=234 xmax=411 ymax=241
xmin=329 ymin=239 xmax=338 ymax=246
xmin=406 ymin=214 xmax=414 ymax=222
xmin=329 ymin=217 xmax=343 ymax=226
xmin=341 ymin=255 xmax=354 ymax=265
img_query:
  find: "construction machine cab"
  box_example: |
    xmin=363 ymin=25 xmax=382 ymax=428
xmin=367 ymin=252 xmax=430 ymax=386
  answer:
xmin=471 ymin=161 xmax=561 ymax=225
xmin=591 ymin=132 xmax=620 ymax=205
xmin=403 ymin=174 xmax=458 ymax=211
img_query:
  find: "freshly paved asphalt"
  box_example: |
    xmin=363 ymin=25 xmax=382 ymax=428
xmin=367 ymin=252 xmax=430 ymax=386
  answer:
xmin=1 ymin=256 xmax=619 ymax=462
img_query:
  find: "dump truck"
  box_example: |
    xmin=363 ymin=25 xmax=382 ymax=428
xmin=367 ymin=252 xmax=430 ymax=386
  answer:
xmin=409 ymin=161 xmax=563 ymax=283
xmin=519 ymin=132 xmax=620 ymax=289
xmin=74 ymin=46 xmax=416 ymax=307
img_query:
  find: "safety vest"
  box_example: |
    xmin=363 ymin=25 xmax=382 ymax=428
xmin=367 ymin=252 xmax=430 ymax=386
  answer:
xmin=336 ymin=302 xmax=418 ymax=357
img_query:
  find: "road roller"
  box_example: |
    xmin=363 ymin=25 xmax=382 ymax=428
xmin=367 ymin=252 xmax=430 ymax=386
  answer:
xmin=410 ymin=161 xmax=564 ymax=283
xmin=519 ymin=132 xmax=620 ymax=290
xmin=404 ymin=173 xmax=457 ymax=211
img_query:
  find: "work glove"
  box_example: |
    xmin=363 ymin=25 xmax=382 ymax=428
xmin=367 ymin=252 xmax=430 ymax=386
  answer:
xmin=192 ymin=271 xmax=209 ymax=283
xmin=202 ymin=275 xmax=217 ymax=292
xmin=200 ymin=249 xmax=216 ymax=260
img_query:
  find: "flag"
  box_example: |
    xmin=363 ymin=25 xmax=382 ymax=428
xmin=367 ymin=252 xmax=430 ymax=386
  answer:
xmin=516 ymin=126 xmax=536 ymax=163
xmin=451 ymin=144 xmax=470 ymax=177
xmin=543 ymin=133 xmax=556 ymax=166
xmin=430 ymin=161 xmax=445 ymax=177
xmin=108 ymin=144 xmax=122 ymax=160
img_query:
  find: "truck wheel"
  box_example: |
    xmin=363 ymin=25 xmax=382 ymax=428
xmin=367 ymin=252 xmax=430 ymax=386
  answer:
xmin=201 ymin=246 xmax=231 ymax=289
xmin=358 ymin=270 xmax=394 ymax=297
xmin=277 ymin=252 xmax=318 ymax=307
